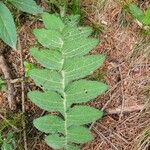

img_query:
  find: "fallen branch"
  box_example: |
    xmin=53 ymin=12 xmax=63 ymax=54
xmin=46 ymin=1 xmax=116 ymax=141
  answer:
xmin=106 ymin=105 xmax=145 ymax=115
xmin=0 ymin=54 xmax=16 ymax=110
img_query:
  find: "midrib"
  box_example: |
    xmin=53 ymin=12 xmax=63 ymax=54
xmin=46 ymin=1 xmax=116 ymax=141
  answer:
xmin=61 ymin=50 xmax=68 ymax=149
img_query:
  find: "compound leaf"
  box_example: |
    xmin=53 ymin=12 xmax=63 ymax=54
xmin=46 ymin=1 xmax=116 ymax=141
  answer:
xmin=34 ymin=115 xmax=65 ymax=134
xmin=67 ymin=106 xmax=103 ymax=126
xmin=9 ymin=0 xmax=43 ymax=14
xmin=0 ymin=2 xmax=17 ymax=49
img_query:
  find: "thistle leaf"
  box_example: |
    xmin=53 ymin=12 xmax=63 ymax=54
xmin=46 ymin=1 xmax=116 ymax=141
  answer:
xmin=28 ymin=91 xmax=63 ymax=113
xmin=68 ymin=126 xmax=93 ymax=144
xmin=33 ymin=115 xmax=65 ymax=134
xmin=67 ymin=106 xmax=103 ymax=126
xmin=42 ymin=12 xmax=64 ymax=31
xmin=30 ymin=47 xmax=62 ymax=70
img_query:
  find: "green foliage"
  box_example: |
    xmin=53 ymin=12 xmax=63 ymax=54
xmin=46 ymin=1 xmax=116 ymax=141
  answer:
xmin=0 ymin=78 xmax=6 ymax=92
xmin=0 ymin=0 xmax=43 ymax=49
xmin=0 ymin=132 xmax=16 ymax=150
xmin=128 ymin=3 xmax=150 ymax=26
xmin=46 ymin=0 xmax=81 ymax=16
xmin=28 ymin=13 xmax=108 ymax=149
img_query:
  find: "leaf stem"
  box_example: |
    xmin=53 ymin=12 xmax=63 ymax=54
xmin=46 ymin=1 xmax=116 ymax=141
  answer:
xmin=61 ymin=52 xmax=68 ymax=149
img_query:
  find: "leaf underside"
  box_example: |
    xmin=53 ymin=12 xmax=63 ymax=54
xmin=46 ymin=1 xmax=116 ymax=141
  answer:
xmin=28 ymin=13 xmax=108 ymax=150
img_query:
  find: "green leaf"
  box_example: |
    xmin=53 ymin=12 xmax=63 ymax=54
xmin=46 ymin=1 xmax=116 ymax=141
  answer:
xmin=66 ymin=80 xmax=108 ymax=106
xmin=129 ymin=4 xmax=144 ymax=22
xmin=68 ymin=145 xmax=80 ymax=150
xmin=33 ymin=29 xmax=63 ymax=49
xmin=63 ymin=37 xmax=99 ymax=58
xmin=68 ymin=126 xmax=93 ymax=144
xmin=42 ymin=12 xmax=64 ymax=31
xmin=67 ymin=106 xmax=103 ymax=126
xmin=0 ymin=2 xmax=17 ymax=49
xmin=1 ymin=141 xmax=13 ymax=150
xmin=143 ymin=7 xmax=150 ymax=25
xmin=64 ymin=55 xmax=105 ymax=83
xmin=28 ymin=13 xmax=108 ymax=149
xmin=63 ymin=26 xmax=93 ymax=41
xmin=29 ymin=69 xmax=62 ymax=92
xmin=30 ymin=47 xmax=62 ymax=70
xmin=9 ymin=0 xmax=43 ymax=14
xmin=45 ymin=134 xmax=65 ymax=149
xmin=64 ymin=15 xmax=80 ymax=27
xmin=28 ymin=91 xmax=63 ymax=113
xmin=33 ymin=115 xmax=65 ymax=134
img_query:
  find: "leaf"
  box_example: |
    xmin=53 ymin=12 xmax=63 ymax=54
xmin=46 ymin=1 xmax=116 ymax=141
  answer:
xmin=64 ymin=55 xmax=105 ymax=83
xmin=63 ymin=26 xmax=93 ymax=41
xmin=9 ymin=0 xmax=43 ymax=14
xmin=67 ymin=106 xmax=103 ymax=126
xmin=143 ymin=7 xmax=150 ymax=25
xmin=1 ymin=141 xmax=13 ymax=150
xmin=30 ymin=47 xmax=62 ymax=70
xmin=68 ymin=145 xmax=80 ymax=150
xmin=28 ymin=13 xmax=108 ymax=149
xmin=42 ymin=12 xmax=64 ymax=31
xmin=66 ymin=80 xmax=108 ymax=106
xmin=64 ymin=15 xmax=80 ymax=27
xmin=45 ymin=134 xmax=65 ymax=149
xmin=28 ymin=91 xmax=63 ymax=113
xmin=63 ymin=37 xmax=99 ymax=58
xmin=68 ymin=126 xmax=93 ymax=144
xmin=33 ymin=115 xmax=65 ymax=134
xmin=29 ymin=69 xmax=62 ymax=92
xmin=129 ymin=4 xmax=144 ymax=22
xmin=0 ymin=2 xmax=17 ymax=49
xmin=33 ymin=29 xmax=63 ymax=49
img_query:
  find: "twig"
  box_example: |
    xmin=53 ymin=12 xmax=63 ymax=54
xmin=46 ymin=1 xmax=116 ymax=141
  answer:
xmin=106 ymin=105 xmax=145 ymax=115
xmin=118 ymin=66 xmax=125 ymax=120
xmin=17 ymin=38 xmax=28 ymax=150
xmin=93 ymin=126 xmax=119 ymax=150
xmin=0 ymin=54 xmax=16 ymax=110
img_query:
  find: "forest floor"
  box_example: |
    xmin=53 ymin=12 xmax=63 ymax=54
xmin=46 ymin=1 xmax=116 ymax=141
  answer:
xmin=0 ymin=0 xmax=150 ymax=150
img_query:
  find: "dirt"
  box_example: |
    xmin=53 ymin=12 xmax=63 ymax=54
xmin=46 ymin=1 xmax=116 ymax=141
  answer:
xmin=0 ymin=0 xmax=150 ymax=150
